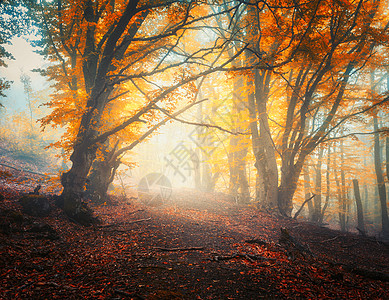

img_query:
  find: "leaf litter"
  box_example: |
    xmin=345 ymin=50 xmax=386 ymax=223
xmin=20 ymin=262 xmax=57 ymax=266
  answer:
xmin=0 ymin=185 xmax=388 ymax=299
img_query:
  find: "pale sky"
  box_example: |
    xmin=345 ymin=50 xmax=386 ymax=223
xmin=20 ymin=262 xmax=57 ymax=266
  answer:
xmin=0 ymin=36 xmax=48 ymax=112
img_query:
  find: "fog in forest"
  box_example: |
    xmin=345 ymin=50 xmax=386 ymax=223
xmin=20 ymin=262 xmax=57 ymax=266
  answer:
xmin=1 ymin=2 xmax=389 ymax=298
xmin=1 ymin=35 xmax=388 ymax=237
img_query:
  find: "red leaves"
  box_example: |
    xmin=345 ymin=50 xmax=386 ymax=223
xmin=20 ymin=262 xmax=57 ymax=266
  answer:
xmin=0 ymin=189 xmax=388 ymax=299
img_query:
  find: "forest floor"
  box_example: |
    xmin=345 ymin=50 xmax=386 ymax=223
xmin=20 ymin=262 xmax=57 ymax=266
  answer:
xmin=0 ymin=160 xmax=389 ymax=299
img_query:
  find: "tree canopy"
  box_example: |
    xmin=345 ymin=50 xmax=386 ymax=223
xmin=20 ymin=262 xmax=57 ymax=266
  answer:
xmin=1 ymin=0 xmax=388 ymax=231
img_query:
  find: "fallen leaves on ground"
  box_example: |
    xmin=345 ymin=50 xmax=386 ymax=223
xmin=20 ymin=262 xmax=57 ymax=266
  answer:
xmin=0 ymin=187 xmax=388 ymax=299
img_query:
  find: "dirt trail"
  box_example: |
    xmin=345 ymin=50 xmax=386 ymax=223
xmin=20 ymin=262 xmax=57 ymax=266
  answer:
xmin=1 ymin=188 xmax=388 ymax=299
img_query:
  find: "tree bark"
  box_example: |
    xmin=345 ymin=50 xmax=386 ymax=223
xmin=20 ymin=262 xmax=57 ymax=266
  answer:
xmin=255 ymin=70 xmax=278 ymax=211
xmin=61 ymin=140 xmax=100 ymax=225
xmin=227 ymin=50 xmax=249 ymax=203
xmin=86 ymin=143 xmax=121 ymax=204
xmin=59 ymin=1 xmax=147 ymax=224
xmin=249 ymin=81 xmax=278 ymax=210
xmin=244 ymin=3 xmax=279 ymax=211
xmin=228 ymin=110 xmax=250 ymax=202
xmin=333 ymin=144 xmax=345 ymax=232
xmin=385 ymin=136 xmax=389 ymax=182
xmin=373 ymin=115 xmax=389 ymax=238
xmin=61 ymin=81 xmax=114 ymax=224
xmin=303 ymin=164 xmax=314 ymax=221
xmin=353 ymin=179 xmax=365 ymax=235
xmin=247 ymin=68 xmax=279 ymax=211
xmin=340 ymin=140 xmax=347 ymax=232
xmin=312 ymin=146 xmax=324 ymax=223
xmin=320 ymin=143 xmax=331 ymax=224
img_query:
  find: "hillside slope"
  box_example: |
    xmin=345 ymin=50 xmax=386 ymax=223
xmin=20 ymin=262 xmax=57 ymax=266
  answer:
xmin=0 ymin=186 xmax=388 ymax=299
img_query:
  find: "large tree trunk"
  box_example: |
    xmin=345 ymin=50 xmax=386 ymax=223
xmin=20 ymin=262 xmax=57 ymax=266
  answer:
xmin=61 ymin=84 xmax=113 ymax=225
xmin=244 ymin=4 xmax=279 ymax=211
xmin=278 ymin=138 xmax=310 ymax=216
xmin=373 ymin=115 xmax=389 ymax=238
xmin=278 ymin=167 xmax=301 ymax=216
xmin=58 ymin=0 xmax=147 ymax=225
xmin=248 ymin=69 xmax=278 ymax=211
xmin=247 ymin=71 xmax=263 ymax=207
xmin=227 ymin=53 xmax=250 ymax=203
xmin=61 ymin=140 xmax=99 ymax=225
xmin=228 ymin=140 xmax=250 ymax=203
xmin=86 ymin=154 xmax=120 ymax=204
xmin=229 ymin=120 xmax=250 ymax=203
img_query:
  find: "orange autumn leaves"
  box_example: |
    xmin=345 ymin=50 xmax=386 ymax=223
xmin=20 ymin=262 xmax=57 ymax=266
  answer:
xmin=38 ymin=0 xmax=201 ymax=160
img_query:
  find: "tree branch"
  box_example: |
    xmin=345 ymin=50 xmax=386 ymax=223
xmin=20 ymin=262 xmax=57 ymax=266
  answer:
xmin=154 ymin=104 xmax=248 ymax=136
xmin=293 ymin=194 xmax=316 ymax=219
xmin=92 ymin=43 xmax=249 ymax=145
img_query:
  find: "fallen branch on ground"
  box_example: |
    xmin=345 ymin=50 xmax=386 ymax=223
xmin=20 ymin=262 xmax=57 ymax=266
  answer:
xmin=320 ymin=236 xmax=340 ymax=243
xmin=245 ymin=239 xmax=269 ymax=246
xmin=279 ymin=227 xmax=314 ymax=258
xmin=212 ymin=253 xmax=276 ymax=262
xmin=98 ymin=217 xmax=151 ymax=229
xmin=128 ymin=209 xmax=144 ymax=216
xmin=127 ymin=217 xmax=151 ymax=224
xmin=154 ymin=246 xmax=204 ymax=252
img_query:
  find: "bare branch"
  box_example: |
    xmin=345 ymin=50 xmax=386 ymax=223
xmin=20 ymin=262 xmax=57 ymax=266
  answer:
xmin=318 ymin=95 xmax=389 ymax=146
xmin=92 ymin=43 xmax=249 ymax=145
xmin=155 ymin=104 xmax=248 ymax=136
xmin=321 ymin=129 xmax=389 ymax=143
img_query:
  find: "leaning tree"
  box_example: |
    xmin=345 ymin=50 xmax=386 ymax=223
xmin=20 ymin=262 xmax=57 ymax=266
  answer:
xmin=33 ymin=0 xmax=247 ymax=224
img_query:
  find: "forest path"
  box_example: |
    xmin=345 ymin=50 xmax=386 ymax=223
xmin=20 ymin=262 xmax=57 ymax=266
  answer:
xmin=1 ymin=187 xmax=388 ymax=299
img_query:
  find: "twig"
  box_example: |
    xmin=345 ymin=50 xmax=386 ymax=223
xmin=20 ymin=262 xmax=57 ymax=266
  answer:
xmin=245 ymin=239 xmax=268 ymax=246
xmin=128 ymin=217 xmax=151 ymax=224
xmin=154 ymin=246 xmax=204 ymax=252
xmin=98 ymin=217 xmax=151 ymax=229
xmin=17 ymin=281 xmax=34 ymax=290
xmin=98 ymin=223 xmax=121 ymax=229
xmin=212 ymin=253 xmax=276 ymax=262
xmin=128 ymin=209 xmax=144 ymax=216
xmin=155 ymin=106 xmax=249 ymax=135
